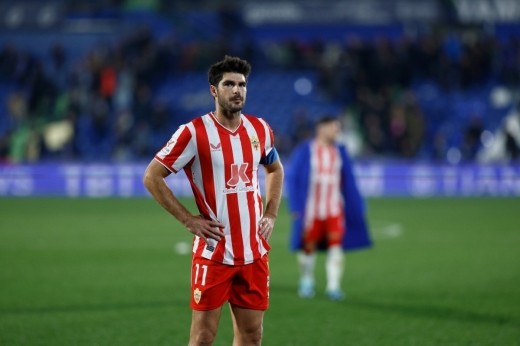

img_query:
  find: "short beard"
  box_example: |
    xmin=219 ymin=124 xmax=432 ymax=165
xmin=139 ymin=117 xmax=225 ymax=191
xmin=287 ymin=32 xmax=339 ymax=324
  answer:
xmin=218 ymin=98 xmax=243 ymax=117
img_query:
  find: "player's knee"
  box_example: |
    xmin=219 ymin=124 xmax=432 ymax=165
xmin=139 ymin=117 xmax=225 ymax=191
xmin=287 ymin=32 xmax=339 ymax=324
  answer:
xmin=327 ymin=232 xmax=343 ymax=248
xmin=191 ymin=328 xmax=217 ymax=345
xmin=240 ymin=324 xmax=263 ymax=344
xmin=303 ymin=242 xmax=316 ymax=254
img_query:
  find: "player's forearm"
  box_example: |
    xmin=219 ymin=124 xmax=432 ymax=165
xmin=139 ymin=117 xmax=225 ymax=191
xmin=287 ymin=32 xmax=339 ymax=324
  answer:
xmin=263 ymin=161 xmax=284 ymax=219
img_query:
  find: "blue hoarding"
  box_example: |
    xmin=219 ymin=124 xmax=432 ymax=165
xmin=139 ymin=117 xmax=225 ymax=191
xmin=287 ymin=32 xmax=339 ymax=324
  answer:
xmin=0 ymin=162 xmax=519 ymax=198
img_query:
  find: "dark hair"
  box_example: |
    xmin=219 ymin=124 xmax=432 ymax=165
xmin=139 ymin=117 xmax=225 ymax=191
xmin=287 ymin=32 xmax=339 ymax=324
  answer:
xmin=315 ymin=115 xmax=339 ymax=126
xmin=208 ymin=55 xmax=251 ymax=86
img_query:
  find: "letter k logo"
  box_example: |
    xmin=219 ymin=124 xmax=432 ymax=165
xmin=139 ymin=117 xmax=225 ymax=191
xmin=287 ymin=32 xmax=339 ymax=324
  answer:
xmin=227 ymin=163 xmax=250 ymax=186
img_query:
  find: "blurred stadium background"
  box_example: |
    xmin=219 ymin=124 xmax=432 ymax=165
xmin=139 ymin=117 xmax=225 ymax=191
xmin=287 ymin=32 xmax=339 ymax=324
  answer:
xmin=0 ymin=0 xmax=519 ymax=197
xmin=0 ymin=1 xmax=519 ymax=345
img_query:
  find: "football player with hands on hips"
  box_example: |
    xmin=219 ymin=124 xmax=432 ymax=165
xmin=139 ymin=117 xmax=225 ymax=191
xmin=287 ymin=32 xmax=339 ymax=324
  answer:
xmin=143 ymin=56 xmax=283 ymax=346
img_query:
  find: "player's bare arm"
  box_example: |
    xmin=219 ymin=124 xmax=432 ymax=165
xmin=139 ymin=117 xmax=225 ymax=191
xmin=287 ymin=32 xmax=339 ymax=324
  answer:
xmin=143 ymin=159 xmax=225 ymax=242
xmin=259 ymin=159 xmax=284 ymax=240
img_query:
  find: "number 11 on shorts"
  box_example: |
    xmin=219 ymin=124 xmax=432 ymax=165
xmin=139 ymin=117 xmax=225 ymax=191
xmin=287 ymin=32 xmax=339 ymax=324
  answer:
xmin=194 ymin=264 xmax=208 ymax=286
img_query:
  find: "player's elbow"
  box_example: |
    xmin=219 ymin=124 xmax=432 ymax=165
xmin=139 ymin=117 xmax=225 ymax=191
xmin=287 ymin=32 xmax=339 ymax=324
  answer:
xmin=143 ymin=161 xmax=171 ymax=192
xmin=142 ymin=167 xmax=156 ymax=192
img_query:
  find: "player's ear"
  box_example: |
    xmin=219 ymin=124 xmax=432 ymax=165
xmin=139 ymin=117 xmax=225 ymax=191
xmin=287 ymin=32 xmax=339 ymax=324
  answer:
xmin=210 ymin=84 xmax=217 ymax=98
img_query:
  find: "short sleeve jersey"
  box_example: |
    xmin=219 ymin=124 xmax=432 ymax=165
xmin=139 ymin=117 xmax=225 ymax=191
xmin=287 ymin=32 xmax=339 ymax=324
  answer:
xmin=155 ymin=112 xmax=276 ymax=265
xmin=304 ymin=141 xmax=344 ymax=227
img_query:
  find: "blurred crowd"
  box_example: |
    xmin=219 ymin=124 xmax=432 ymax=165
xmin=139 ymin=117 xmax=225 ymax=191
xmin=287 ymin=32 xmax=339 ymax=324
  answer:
xmin=263 ymin=31 xmax=520 ymax=160
xmin=0 ymin=27 xmax=177 ymax=162
xmin=0 ymin=21 xmax=519 ymax=163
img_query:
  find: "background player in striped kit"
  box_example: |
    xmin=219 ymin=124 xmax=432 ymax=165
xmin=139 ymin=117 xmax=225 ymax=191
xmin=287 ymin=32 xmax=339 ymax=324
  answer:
xmin=143 ymin=56 xmax=284 ymax=345
xmin=287 ymin=116 xmax=371 ymax=301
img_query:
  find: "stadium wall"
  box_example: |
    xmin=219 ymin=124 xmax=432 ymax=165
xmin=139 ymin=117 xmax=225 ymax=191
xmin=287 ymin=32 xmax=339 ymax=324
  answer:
xmin=0 ymin=162 xmax=519 ymax=198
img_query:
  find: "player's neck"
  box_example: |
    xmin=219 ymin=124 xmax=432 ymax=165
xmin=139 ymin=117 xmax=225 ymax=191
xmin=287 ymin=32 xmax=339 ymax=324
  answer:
xmin=213 ymin=110 xmax=242 ymax=132
xmin=315 ymin=137 xmax=335 ymax=146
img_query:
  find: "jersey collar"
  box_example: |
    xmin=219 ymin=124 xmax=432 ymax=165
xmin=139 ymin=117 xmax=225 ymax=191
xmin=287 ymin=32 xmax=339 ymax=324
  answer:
xmin=209 ymin=112 xmax=243 ymax=135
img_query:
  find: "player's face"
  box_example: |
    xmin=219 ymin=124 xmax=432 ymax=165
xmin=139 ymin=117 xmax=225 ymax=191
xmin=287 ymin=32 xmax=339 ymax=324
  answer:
xmin=321 ymin=120 xmax=341 ymax=144
xmin=213 ymin=72 xmax=247 ymax=114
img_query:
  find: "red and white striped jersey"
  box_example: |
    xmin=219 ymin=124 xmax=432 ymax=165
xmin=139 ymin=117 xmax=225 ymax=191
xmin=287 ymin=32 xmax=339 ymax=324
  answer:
xmin=304 ymin=141 xmax=344 ymax=227
xmin=155 ymin=112 xmax=275 ymax=265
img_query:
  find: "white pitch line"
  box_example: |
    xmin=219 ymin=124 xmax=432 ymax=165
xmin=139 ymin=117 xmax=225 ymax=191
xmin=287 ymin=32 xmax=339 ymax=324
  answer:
xmin=370 ymin=221 xmax=404 ymax=240
xmin=174 ymin=241 xmax=191 ymax=255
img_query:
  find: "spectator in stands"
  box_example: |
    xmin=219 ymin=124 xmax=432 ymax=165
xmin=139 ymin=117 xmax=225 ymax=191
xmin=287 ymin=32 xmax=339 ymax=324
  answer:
xmin=1 ymin=16 xmax=519 ymax=163
xmin=462 ymin=115 xmax=484 ymax=161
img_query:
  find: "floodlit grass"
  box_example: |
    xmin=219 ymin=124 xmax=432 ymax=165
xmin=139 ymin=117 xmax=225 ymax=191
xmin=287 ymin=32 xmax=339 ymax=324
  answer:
xmin=0 ymin=198 xmax=519 ymax=345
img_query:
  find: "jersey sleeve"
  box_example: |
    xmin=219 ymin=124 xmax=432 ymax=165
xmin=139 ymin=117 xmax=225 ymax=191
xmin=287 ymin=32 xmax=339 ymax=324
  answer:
xmin=155 ymin=124 xmax=195 ymax=173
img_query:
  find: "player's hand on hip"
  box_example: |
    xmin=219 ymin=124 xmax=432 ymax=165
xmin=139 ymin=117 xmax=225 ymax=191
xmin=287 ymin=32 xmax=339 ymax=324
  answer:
xmin=185 ymin=216 xmax=225 ymax=243
xmin=259 ymin=215 xmax=275 ymax=241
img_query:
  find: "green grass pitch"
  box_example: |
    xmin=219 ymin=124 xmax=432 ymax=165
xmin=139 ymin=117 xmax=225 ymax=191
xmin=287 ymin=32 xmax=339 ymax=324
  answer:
xmin=0 ymin=197 xmax=519 ymax=345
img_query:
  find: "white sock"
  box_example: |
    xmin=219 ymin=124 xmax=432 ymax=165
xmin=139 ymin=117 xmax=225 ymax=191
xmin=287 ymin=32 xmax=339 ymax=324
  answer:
xmin=297 ymin=252 xmax=316 ymax=285
xmin=326 ymin=245 xmax=344 ymax=292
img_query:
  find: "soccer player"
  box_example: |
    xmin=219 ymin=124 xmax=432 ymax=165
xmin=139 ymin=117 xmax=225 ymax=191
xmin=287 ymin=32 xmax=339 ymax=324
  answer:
xmin=143 ymin=56 xmax=284 ymax=345
xmin=286 ymin=116 xmax=371 ymax=301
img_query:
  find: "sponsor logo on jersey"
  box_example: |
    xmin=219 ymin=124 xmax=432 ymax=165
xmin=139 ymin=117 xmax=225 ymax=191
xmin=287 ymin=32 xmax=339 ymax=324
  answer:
xmin=210 ymin=142 xmax=221 ymax=151
xmin=167 ymin=138 xmax=176 ymax=146
xmin=159 ymin=138 xmax=176 ymax=156
xmin=222 ymin=185 xmax=256 ymax=194
xmin=223 ymin=163 xmax=255 ymax=194
xmin=227 ymin=163 xmax=250 ymax=186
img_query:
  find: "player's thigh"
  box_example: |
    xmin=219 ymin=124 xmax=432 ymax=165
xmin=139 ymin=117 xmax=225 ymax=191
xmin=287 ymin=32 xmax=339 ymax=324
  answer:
xmin=229 ymin=305 xmax=264 ymax=335
xmin=326 ymin=215 xmax=345 ymax=245
xmin=303 ymin=219 xmax=327 ymax=248
xmin=190 ymin=308 xmax=222 ymax=338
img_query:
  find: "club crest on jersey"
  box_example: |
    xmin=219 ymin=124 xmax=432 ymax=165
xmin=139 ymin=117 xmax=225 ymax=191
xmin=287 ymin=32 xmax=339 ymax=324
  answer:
xmin=250 ymin=136 xmax=260 ymax=150
xmin=194 ymin=288 xmax=202 ymax=304
xmin=210 ymin=142 xmax=221 ymax=151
